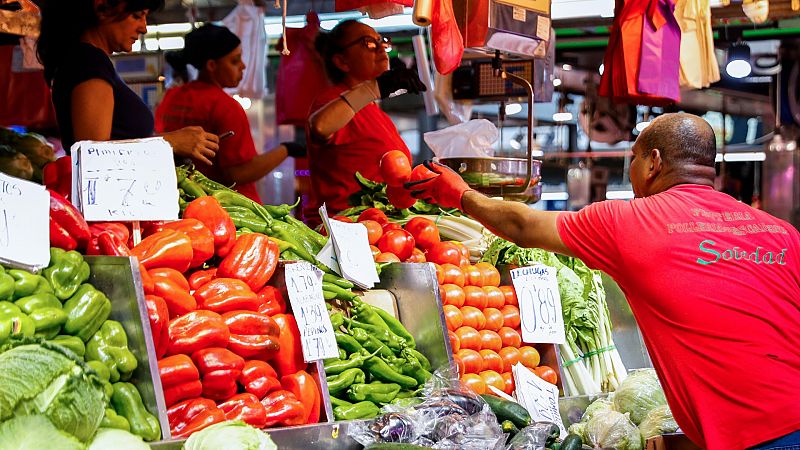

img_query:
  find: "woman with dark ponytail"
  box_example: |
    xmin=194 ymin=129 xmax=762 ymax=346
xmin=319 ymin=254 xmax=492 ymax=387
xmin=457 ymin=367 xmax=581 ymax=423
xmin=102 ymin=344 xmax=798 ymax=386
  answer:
xmin=37 ymin=0 xmax=219 ymax=163
xmin=155 ymin=24 xmax=305 ymax=203
xmin=304 ymin=20 xmax=426 ymax=224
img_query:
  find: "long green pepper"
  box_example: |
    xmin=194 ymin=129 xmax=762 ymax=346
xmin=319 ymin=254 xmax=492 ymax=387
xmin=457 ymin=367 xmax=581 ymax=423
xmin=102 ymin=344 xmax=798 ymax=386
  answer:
xmin=326 ymin=368 xmax=365 ymax=394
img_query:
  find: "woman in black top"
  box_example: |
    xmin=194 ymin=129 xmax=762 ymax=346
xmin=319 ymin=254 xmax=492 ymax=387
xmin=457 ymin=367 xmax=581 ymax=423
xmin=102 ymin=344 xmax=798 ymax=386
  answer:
xmin=37 ymin=0 xmax=218 ymax=164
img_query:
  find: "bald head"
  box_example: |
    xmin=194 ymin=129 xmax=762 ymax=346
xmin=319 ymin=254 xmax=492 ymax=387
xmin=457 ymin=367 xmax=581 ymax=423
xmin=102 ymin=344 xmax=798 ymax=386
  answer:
xmin=635 ymin=112 xmax=717 ymax=168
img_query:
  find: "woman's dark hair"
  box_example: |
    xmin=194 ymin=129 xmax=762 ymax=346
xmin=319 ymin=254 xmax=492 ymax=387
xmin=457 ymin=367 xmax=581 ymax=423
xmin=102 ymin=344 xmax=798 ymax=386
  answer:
xmin=314 ymin=19 xmax=362 ymax=84
xmin=37 ymin=0 xmax=164 ymax=82
xmin=164 ymin=24 xmax=241 ymax=82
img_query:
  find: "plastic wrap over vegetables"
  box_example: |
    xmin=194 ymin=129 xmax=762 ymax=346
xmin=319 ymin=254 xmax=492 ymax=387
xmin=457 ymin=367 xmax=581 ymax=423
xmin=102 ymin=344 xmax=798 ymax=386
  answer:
xmin=638 ymin=405 xmax=678 ymax=440
xmin=585 ymin=410 xmax=643 ymax=450
xmin=505 ymin=422 xmax=561 ymax=450
xmin=183 ymin=420 xmax=277 ymax=450
xmin=581 ymin=397 xmax=613 ymax=423
xmin=612 ymin=369 xmax=666 ymax=425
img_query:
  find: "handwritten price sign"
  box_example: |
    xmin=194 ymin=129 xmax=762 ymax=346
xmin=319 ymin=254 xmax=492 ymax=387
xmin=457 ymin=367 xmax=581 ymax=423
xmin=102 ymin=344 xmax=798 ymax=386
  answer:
xmin=510 ymin=265 xmax=565 ymax=344
xmin=285 ymin=262 xmax=339 ymax=362
xmin=0 ymin=173 xmax=49 ymax=270
xmin=512 ymin=363 xmax=567 ymax=438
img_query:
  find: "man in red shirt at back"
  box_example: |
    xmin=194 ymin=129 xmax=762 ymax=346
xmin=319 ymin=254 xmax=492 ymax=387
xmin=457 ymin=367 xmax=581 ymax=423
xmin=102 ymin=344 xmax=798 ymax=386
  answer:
xmin=408 ymin=112 xmax=800 ymax=450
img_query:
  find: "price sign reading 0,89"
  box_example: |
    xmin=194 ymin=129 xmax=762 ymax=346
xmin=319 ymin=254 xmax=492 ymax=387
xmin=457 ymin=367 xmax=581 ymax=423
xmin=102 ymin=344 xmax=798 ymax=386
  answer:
xmin=510 ymin=265 xmax=565 ymax=344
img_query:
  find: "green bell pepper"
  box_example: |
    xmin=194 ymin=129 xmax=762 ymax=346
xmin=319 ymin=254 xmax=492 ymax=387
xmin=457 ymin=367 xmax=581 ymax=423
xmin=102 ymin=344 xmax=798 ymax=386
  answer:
xmin=63 ymin=284 xmax=111 ymax=341
xmin=43 ymin=248 xmax=90 ymax=300
xmin=29 ymin=307 xmax=68 ymax=339
xmin=48 ymin=335 xmax=86 ymax=358
xmin=101 ymin=407 xmax=131 ymax=431
xmin=347 ymin=382 xmax=401 ymax=404
xmin=87 ymin=360 xmax=114 ymax=399
xmin=0 ymin=301 xmax=21 ymax=314
xmin=15 ymin=293 xmax=61 ymax=315
xmin=0 ymin=267 xmax=15 ymax=301
xmin=0 ymin=310 xmax=35 ymax=342
xmin=7 ymin=269 xmax=40 ymax=299
xmin=333 ymin=400 xmax=380 ymax=420
xmin=110 ymin=382 xmax=161 ymax=441
xmin=86 ymin=320 xmax=138 ymax=382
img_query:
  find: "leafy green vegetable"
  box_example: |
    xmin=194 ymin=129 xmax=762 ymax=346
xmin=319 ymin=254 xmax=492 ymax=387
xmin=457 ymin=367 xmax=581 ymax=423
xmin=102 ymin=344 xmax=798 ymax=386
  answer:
xmin=343 ymin=172 xmax=460 ymax=219
xmin=0 ymin=415 xmax=83 ymax=450
xmin=638 ymin=405 xmax=678 ymax=440
xmin=585 ymin=410 xmax=643 ymax=450
xmin=88 ymin=428 xmax=150 ymax=450
xmin=581 ymin=397 xmax=613 ymax=423
xmin=0 ymin=338 xmax=106 ymax=442
xmin=480 ymin=236 xmax=561 ymax=267
xmin=613 ymin=369 xmax=667 ymax=425
xmin=184 ymin=420 xmax=277 ymax=450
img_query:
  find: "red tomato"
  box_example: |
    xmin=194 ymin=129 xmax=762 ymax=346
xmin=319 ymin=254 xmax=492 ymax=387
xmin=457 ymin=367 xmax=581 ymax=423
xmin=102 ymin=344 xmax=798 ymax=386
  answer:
xmin=457 ymin=349 xmax=483 ymax=375
xmin=479 ymin=349 xmax=503 ymax=373
xmin=453 ymin=354 xmax=465 ymax=376
xmin=499 ymin=285 xmax=518 ymax=306
xmin=479 ymin=330 xmax=503 ymax=352
xmin=461 ymin=373 xmax=486 ymax=394
xmin=440 ymin=284 xmax=465 ymax=307
xmin=386 ymin=184 xmax=416 ymax=209
xmin=463 ymin=285 xmax=487 ymax=309
xmin=448 ymin=330 xmax=461 ymax=353
xmin=404 ymin=217 xmax=441 ymax=250
xmin=498 ymin=347 xmax=521 ymax=373
xmin=441 ymin=263 xmax=465 ymax=287
xmin=359 ymin=220 xmax=383 ymax=245
xmin=332 ymin=215 xmax=354 ymax=223
xmin=501 ymin=305 xmax=521 ymax=329
xmin=370 ymin=245 xmax=381 ymax=258
xmin=464 ymin=265 xmax=484 ymax=286
xmin=382 ymin=222 xmax=403 ymax=232
xmin=534 ymin=365 xmax=558 ymax=385
xmin=443 ymin=305 xmax=463 ymax=331
xmin=453 ymin=241 xmax=470 ymax=261
xmin=425 ymin=241 xmax=462 ymax=266
xmin=498 ymin=327 xmax=522 ymax=348
xmin=358 ymin=208 xmax=388 ymax=225
xmin=483 ymin=286 xmax=505 ymax=309
xmin=455 ymin=326 xmax=481 ymax=351
xmin=460 ymin=306 xmax=486 ymax=330
xmin=483 ymin=307 xmax=504 ymax=331
xmin=519 ymin=346 xmax=541 ymax=369
xmin=479 ymin=370 xmax=506 ymax=394
xmin=405 ymin=247 xmax=426 ymax=263
xmin=375 ymin=252 xmax=401 ymax=263
xmin=380 ymin=150 xmax=412 ymax=187
xmin=476 ymin=262 xmax=501 ymax=287
xmin=409 ymin=164 xmax=438 ymax=184
xmin=377 ymin=229 xmax=415 ymax=261
xmin=502 ymin=372 xmax=515 ymax=395
xmin=433 ymin=263 xmax=444 ymax=284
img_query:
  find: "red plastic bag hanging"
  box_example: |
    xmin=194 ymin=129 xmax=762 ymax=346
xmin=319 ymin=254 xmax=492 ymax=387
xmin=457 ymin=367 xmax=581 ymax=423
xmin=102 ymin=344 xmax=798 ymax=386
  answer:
xmin=275 ymin=12 xmax=331 ymax=126
xmin=335 ymin=0 xmax=412 ymax=13
xmin=431 ymin=0 xmax=464 ymax=75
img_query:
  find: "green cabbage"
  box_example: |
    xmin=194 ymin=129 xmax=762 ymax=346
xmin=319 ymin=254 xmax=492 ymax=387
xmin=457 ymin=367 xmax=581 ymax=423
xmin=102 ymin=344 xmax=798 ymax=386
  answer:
xmin=638 ymin=405 xmax=678 ymax=440
xmin=613 ymin=369 xmax=667 ymax=425
xmin=88 ymin=428 xmax=150 ymax=450
xmin=184 ymin=420 xmax=277 ymax=450
xmin=586 ymin=410 xmax=643 ymax=450
xmin=581 ymin=397 xmax=613 ymax=423
xmin=0 ymin=415 xmax=83 ymax=450
xmin=0 ymin=339 xmax=106 ymax=442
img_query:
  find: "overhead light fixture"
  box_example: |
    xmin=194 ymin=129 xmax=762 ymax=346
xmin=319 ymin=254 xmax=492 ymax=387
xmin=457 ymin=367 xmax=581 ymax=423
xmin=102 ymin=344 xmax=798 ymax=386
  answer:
xmin=598 ymin=64 xmax=604 ymax=75
xmin=233 ymin=95 xmax=252 ymax=110
xmin=505 ymin=103 xmax=522 ymax=115
xmin=726 ymin=41 xmax=752 ymax=78
xmin=509 ymin=131 xmax=525 ymax=150
xmin=562 ymin=63 xmax=573 ymax=71
xmin=552 ymin=78 xmax=562 ymax=87
xmin=635 ymin=108 xmax=652 ymax=132
xmin=553 ymin=95 xmax=573 ymax=122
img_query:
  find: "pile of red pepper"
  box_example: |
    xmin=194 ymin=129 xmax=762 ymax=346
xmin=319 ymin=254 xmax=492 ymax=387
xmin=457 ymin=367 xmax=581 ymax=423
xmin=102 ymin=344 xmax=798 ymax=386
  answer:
xmin=127 ymin=196 xmax=322 ymax=438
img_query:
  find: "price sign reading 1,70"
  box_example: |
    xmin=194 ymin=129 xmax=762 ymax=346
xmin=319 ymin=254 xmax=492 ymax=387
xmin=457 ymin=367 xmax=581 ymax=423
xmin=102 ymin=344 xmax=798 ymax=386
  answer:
xmin=510 ymin=265 xmax=566 ymax=344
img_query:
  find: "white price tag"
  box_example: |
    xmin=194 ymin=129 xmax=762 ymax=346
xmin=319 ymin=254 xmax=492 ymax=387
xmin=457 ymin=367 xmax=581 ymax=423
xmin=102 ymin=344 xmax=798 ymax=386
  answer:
xmin=72 ymin=138 xmax=179 ymax=221
xmin=511 ymin=265 xmax=565 ymax=344
xmin=319 ymin=204 xmax=379 ymax=289
xmin=284 ymin=262 xmax=339 ymax=362
xmin=0 ymin=173 xmax=50 ymax=270
xmin=512 ymin=363 xmax=566 ymax=438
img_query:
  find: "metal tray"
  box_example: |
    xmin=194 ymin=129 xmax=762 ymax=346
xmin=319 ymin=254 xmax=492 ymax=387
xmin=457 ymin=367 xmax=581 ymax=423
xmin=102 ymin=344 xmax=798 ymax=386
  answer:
xmin=438 ymin=157 xmax=543 ymax=203
xmin=86 ymin=256 xmax=170 ymax=440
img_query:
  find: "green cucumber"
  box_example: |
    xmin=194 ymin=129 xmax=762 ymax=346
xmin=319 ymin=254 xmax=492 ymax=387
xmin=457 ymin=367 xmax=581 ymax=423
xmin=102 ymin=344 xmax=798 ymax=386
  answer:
xmin=480 ymin=394 xmax=532 ymax=429
xmin=561 ymin=434 xmax=583 ymax=450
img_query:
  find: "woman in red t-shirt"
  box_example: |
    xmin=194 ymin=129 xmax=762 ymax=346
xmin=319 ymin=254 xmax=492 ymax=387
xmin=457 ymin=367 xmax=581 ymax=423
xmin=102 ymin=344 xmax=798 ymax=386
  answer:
xmin=304 ymin=20 xmax=425 ymax=224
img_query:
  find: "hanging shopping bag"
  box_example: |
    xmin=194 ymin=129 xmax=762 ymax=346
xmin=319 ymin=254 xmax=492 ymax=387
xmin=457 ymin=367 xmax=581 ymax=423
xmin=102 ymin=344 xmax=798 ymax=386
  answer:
xmin=431 ymin=0 xmax=464 ymax=75
xmin=222 ymin=0 xmax=267 ymax=99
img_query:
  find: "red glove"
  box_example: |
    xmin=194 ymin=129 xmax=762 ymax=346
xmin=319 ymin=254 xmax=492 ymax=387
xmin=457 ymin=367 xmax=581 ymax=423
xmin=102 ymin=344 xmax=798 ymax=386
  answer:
xmin=404 ymin=161 xmax=473 ymax=211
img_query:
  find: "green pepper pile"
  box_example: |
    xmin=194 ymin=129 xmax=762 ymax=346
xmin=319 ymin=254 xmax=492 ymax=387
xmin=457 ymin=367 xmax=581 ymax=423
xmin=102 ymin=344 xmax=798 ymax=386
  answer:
xmin=0 ymin=249 xmax=161 ymax=441
xmin=324 ymin=280 xmax=432 ymax=421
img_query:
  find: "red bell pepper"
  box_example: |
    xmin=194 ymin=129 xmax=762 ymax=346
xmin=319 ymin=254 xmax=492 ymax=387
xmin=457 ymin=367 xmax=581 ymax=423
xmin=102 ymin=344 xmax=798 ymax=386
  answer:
xmin=257 ymin=286 xmax=287 ymax=316
xmin=85 ymin=222 xmax=131 ymax=256
xmin=139 ymin=263 xmax=155 ymax=295
xmin=150 ymin=268 xmax=196 ymax=318
xmin=218 ymin=393 xmax=268 ymax=428
xmin=183 ymin=197 xmax=236 ymax=258
xmin=97 ymin=231 xmax=131 ymax=256
xmin=131 ymin=229 xmax=193 ymax=273
xmin=145 ymin=294 xmax=170 ymax=358
xmin=217 ymin=233 xmax=279 ymax=292
xmin=168 ymin=310 xmax=230 ymax=355
xmin=239 ymin=360 xmax=281 ymax=399
xmin=157 ymin=219 xmax=215 ymax=268
xmin=222 ymin=311 xmax=280 ymax=360
xmin=42 ymin=156 xmax=72 ymax=200
xmin=188 ymin=268 xmax=217 ymax=291
xmin=272 ymin=314 xmax=306 ymax=377
xmin=48 ymin=189 xmax=91 ymax=251
xmin=193 ymin=278 xmax=260 ymax=313
xmin=90 ymin=222 xmax=130 ymax=242
xmin=191 ymin=348 xmax=245 ymax=401
xmin=158 ymin=354 xmax=202 ymax=406
xmin=281 ymin=370 xmax=321 ymax=424
xmin=261 ymin=390 xmax=306 ymax=427
xmin=168 ymin=397 xmax=226 ymax=438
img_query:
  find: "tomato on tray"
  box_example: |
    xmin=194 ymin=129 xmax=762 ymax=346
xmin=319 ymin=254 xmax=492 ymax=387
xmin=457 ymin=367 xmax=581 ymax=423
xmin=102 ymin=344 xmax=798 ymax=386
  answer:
xmin=457 ymin=349 xmax=484 ymax=374
xmin=443 ymin=305 xmax=463 ymax=331
xmin=519 ymin=346 xmax=541 ymax=369
xmin=480 ymin=370 xmax=506 ymax=393
xmin=359 ymin=220 xmax=383 ymax=245
xmin=501 ymin=304 xmax=521 ymax=329
xmin=425 ymin=242 xmax=462 ymax=266
xmin=455 ymin=326 xmax=480 ymax=351
xmin=377 ymin=229 xmax=415 ymax=261
xmin=483 ymin=308 xmax=504 ymax=331
xmin=483 ymin=286 xmax=505 ymax=309
xmin=498 ymin=347 xmax=521 ymax=373
xmin=440 ymin=284 xmax=465 ymax=307
xmin=498 ymin=327 xmax=521 ymax=348
xmin=479 ymin=349 xmax=503 ymax=373
xmin=460 ymin=306 xmax=485 ymax=330
xmin=499 ymin=285 xmax=518 ymax=306
xmin=358 ymin=208 xmax=389 ymax=225
xmin=479 ymin=330 xmax=503 ymax=352
xmin=534 ymin=365 xmax=558 ymax=385
xmin=463 ymin=286 xmax=487 ymax=309
xmin=404 ymin=216 xmax=440 ymax=250
xmin=440 ymin=263 xmax=465 ymax=287
xmin=461 ymin=373 xmax=486 ymax=395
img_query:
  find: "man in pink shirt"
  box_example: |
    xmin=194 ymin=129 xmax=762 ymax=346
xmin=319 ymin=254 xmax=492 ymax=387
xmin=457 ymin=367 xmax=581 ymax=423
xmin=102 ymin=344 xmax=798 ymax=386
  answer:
xmin=407 ymin=113 xmax=800 ymax=450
